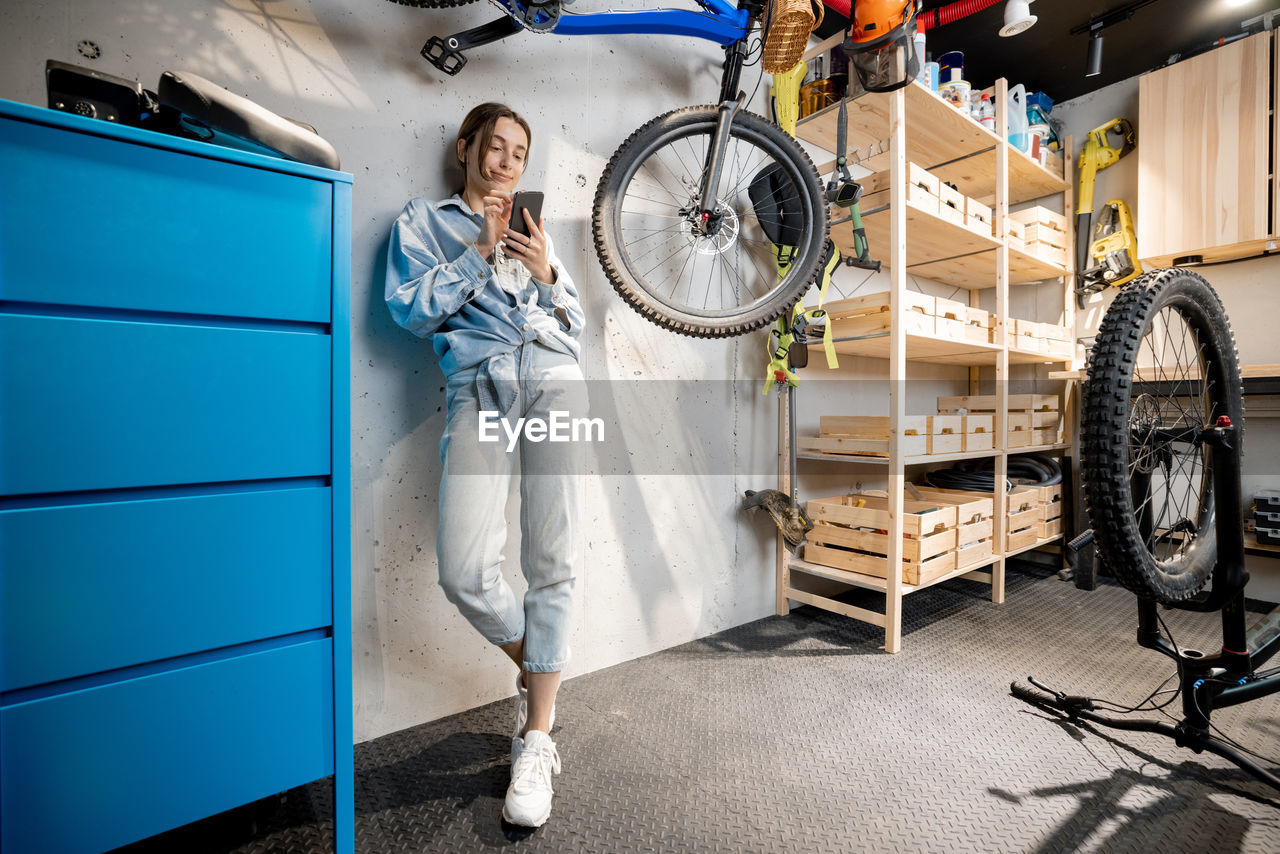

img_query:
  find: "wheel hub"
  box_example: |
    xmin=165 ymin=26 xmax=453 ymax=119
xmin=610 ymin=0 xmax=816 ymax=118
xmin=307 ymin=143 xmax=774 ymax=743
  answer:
xmin=679 ymin=201 xmax=739 ymax=255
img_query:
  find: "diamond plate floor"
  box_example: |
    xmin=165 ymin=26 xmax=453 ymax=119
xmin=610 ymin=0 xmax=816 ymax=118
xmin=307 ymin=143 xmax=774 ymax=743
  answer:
xmin=117 ymin=565 xmax=1280 ymax=853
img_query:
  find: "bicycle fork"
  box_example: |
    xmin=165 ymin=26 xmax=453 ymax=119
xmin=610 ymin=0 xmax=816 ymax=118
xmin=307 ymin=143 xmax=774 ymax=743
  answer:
xmin=694 ymin=38 xmax=750 ymax=235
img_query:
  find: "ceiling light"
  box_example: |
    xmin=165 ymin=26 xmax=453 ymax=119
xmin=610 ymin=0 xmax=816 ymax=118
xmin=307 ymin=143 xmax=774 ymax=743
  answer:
xmin=1000 ymin=0 xmax=1037 ymax=37
xmin=1086 ymin=29 xmax=1105 ymax=77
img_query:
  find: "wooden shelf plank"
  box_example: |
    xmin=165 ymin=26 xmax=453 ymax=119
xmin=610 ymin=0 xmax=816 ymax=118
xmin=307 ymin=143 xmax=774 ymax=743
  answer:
xmin=836 ymin=199 xmax=1000 ymax=274
xmin=1004 ymin=533 xmax=1064 ymax=559
xmin=797 ymin=80 xmax=1068 ymax=206
xmin=1008 ymin=244 xmax=1071 ymax=283
xmin=798 ymin=443 xmax=1071 ymax=465
xmin=788 ymin=557 xmax=896 ymax=592
xmin=1009 ymin=347 xmax=1074 ymax=365
xmin=1140 ymin=237 xmax=1276 ymax=269
xmin=826 ymin=328 xmax=1004 ymax=365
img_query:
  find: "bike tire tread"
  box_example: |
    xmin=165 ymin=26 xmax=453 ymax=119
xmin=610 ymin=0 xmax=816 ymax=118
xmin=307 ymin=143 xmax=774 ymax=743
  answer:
xmin=1081 ymin=267 xmax=1243 ymax=604
xmin=592 ymin=105 xmax=828 ymax=338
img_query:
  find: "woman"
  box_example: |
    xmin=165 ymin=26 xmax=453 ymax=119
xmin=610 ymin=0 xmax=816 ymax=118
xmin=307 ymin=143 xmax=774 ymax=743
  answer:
xmin=385 ymin=102 xmax=585 ymax=828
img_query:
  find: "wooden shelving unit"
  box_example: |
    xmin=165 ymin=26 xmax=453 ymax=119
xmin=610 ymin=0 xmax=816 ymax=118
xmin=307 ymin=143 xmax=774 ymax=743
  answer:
xmin=778 ymin=77 xmax=1079 ymax=653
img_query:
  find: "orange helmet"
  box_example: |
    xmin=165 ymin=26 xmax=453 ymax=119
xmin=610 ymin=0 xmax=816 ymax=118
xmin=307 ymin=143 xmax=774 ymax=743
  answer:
xmin=844 ymin=0 xmax=921 ymax=92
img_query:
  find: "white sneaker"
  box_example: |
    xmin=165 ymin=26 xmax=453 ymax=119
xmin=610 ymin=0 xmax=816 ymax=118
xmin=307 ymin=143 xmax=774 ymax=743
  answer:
xmin=502 ymin=730 xmax=561 ymax=827
xmin=512 ymin=672 xmax=556 ymax=762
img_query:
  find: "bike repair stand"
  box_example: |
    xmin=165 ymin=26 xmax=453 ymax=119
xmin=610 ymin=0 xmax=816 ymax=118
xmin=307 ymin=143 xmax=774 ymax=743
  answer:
xmin=1015 ymin=414 xmax=1280 ymax=789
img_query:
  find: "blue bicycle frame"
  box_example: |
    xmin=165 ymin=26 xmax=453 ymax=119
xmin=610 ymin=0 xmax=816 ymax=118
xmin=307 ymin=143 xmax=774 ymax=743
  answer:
xmin=422 ymin=0 xmax=758 ymax=77
xmin=504 ymin=0 xmax=751 ymax=44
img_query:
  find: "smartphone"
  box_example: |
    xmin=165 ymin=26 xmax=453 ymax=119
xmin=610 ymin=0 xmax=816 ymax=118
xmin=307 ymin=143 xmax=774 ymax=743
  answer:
xmin=507 ymin=191 xmax=544 ymax=238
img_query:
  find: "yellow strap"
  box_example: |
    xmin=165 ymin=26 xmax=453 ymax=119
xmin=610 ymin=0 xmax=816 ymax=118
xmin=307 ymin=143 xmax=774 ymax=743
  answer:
xmin=771 ymin=62 xmax=807 ymax=139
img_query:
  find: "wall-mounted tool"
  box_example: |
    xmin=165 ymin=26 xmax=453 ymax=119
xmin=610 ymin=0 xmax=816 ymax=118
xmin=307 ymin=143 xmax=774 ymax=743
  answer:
xmin=1080 ymin=199 xmax=1142 ymax=292
xmin=1075 ymin=117 xmax=1135 ymax=298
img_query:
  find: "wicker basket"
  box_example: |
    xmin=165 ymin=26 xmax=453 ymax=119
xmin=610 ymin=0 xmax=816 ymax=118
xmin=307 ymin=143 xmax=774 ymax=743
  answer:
xmin=762 ymin=0 xmax=823 ymax=74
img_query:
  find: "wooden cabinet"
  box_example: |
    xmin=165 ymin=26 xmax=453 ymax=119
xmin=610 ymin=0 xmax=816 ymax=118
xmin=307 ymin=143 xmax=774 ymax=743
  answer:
xmin=791 ymin=79 xmax=1077 ymax=653
xmin=1138 ymin=31 xmax=1272 ymax=266
xmin=0 ymin=98 xmax=353 ymax=853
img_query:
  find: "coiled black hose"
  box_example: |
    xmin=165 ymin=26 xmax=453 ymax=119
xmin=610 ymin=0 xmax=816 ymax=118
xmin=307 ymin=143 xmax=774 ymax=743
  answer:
xmin=924 ymin=454 xmax=1062 ymax=493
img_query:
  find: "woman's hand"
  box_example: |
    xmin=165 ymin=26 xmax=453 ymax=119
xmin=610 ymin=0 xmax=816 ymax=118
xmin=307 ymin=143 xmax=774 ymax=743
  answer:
xmin=502 ymin=210 xmax=555 ymax=283
xmin=474 ymin=193 xmax=511 ymax=260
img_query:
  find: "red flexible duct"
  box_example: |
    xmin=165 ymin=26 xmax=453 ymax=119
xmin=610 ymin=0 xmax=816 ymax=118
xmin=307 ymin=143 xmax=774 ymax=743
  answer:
xmin=821 ymin=0 xmax=1003 ymax=31
xmin=919 ymin=0 xmax=1004 ymax=30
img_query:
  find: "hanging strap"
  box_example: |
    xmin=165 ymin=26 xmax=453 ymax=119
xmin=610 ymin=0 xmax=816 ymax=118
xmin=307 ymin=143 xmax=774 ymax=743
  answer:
xmin=761 ymin=239 xmax=841 ymax=395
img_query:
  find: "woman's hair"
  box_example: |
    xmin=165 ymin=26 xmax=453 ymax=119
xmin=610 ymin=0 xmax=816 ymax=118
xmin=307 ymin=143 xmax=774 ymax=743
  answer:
xmin=456 ymin=102 xmax=532 ymax=183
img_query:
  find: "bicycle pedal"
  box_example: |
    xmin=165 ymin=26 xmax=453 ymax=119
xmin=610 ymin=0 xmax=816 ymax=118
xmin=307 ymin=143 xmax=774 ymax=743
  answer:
xmin=422 ymin=37 xmax=467 ymax=76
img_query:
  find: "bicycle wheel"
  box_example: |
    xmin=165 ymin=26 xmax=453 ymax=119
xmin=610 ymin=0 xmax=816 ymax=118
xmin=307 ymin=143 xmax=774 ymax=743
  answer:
xmin=1082 ymin=268 xmax=1243 ymax=603
xmin=593 ymin=106 xmax=829 ymax=337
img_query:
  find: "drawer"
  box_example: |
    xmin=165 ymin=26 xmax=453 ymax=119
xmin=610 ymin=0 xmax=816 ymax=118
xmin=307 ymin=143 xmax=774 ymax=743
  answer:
xmin=0 ymin=117 xmax=332 ymax=323
xmin=1 ymin=486 xmax=332 ymax=691
xmin=2 ymin=638 xmax=335 ymax=854
xmin=0 ymin=314 xmax=330 ymax=495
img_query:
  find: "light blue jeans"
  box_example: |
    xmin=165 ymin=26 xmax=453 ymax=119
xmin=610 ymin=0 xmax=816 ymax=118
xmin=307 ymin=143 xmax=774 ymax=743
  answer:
xmin=437 ymin=342 xmax=583 ymax=672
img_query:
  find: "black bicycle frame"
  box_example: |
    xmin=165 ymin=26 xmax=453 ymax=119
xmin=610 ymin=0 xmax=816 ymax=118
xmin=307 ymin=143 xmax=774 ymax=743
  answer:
xmin=1015 ymin=417 xmax=1280 ymax=790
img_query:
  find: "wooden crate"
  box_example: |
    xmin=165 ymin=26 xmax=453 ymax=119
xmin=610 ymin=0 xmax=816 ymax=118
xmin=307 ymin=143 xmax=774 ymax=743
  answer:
xmin=962 ymin=414 xmax=995 ymax=433
xmin=806 ymin=494 xmax=958 ymax=536
xmin=1017 ymin=483 xmax=1063 ymax=503
xmin=938 ymin=394 xmax=1059 ymax=412
xmin=909 ymin=162 xmax=940 ymax=214
xmin=936 ymin=182 xmax=965 ymax=226
xmin=1005 ymin=217 xmax=1027 ymax=247
xmin=805 ymin=493 xmax=959 ymax=584
xmin=800 ymin=415 xmax=929 ymax=457
xmin=965 ymin=198 xmax=993 ymax=237
xmin=1010 ymin=204 xmax=1069 ymax=234
xmin=822 ymin=290 xmax=934 ymax=337
xmin=956 ymin=538 xmax=994 ymax=569
xmin=1007 ymin=525 xmax=1039 ymax=552
xmin=909 ymin=162 xmax=940 ymax=195
xmin=801 ymin=413 xmax=984 ymax=458
xmin=910 ymin=486 xmax=994 ymax=524
xmin=1037 ymin=517 xmax=1063 ymax=539
xmin=963 ymin=431 xmax=995 ymax=451
xmin=961 ymin=306 xmax=994 ymax=343
xmin=1043 ymin=338 xmax=1074 ymax=359
xmin=1025 ymin=223 xmax=1068 ymax=250
xmin=1029 ymin=428 xmax=1059 ymax=446
xmin=1028 ymin=241 xmax=1069 ymax=268
xmin=1006 ymin=412 xmax=1033 ymax=432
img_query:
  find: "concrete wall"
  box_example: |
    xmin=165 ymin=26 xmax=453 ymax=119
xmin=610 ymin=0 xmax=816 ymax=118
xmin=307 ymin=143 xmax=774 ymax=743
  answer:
xmin=0 ymin=0 xmax=807 ymax=740
xmin=10 ymin=3 xmax=1272 ymax=744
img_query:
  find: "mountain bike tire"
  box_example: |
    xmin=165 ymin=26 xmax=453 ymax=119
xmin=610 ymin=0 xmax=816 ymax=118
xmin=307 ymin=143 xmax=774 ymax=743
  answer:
xmin=592 ymin=106 xmax=829 ymax=338
xmin=1082 ymin=268 xmax=1243 ymax=604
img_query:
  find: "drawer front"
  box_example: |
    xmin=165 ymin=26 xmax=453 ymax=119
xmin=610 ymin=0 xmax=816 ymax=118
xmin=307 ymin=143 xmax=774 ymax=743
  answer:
xmin=1 ymin=486 xmax=332 ymax=691
xmin=2 ymin=638 xmax=335 ymax=854
xmin=0 ymin=117 xmax=332 ymax=322
xmin=0 ymin=314 xmax=330 ymax=495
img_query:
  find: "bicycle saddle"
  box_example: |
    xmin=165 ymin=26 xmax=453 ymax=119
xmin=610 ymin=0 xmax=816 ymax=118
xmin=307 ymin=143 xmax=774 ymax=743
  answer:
xmin=156 ymin=70 xmax=341 ymax=170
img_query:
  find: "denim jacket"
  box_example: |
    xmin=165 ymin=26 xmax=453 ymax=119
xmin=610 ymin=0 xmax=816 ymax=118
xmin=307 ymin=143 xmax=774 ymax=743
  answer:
xmin=385 ymin=195 xmax=585 ymax=414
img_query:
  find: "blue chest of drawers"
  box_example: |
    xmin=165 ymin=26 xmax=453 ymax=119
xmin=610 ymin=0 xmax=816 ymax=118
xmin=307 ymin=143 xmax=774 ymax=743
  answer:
xmin=0 ymin=98 xmax=353 ymax=853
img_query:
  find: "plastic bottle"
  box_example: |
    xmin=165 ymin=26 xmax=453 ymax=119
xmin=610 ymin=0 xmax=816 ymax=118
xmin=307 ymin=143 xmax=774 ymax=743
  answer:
xmin=979 ymin=93 xmax=995 ymax=131
xmin=1007 ymin=84 xmax=1029 ymax=153
xmin=914 ymin=22 xmax=926 ymax=81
